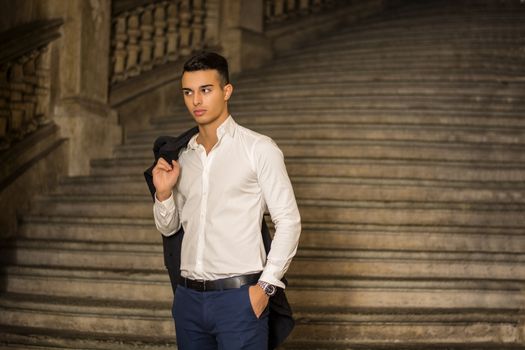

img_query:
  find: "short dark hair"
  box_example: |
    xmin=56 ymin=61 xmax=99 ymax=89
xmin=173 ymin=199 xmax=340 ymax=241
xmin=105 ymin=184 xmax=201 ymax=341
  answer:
xmin=183 ymin=51 xmax=230 ymax=86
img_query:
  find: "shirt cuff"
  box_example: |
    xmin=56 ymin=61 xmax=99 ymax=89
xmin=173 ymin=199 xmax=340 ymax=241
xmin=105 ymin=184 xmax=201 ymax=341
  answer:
xmin=154 ymin=191 xmax=175 ymax=213
xmin=259 ymin=268 xmax=286 ymax=289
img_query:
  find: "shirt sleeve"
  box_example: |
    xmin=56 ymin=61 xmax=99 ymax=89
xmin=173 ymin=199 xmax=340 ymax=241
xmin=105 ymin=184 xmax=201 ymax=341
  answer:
xmin=253 ymin=138 xmax=301 ymax=289
xmin=153 ymin=191 xmax=182 ymax=236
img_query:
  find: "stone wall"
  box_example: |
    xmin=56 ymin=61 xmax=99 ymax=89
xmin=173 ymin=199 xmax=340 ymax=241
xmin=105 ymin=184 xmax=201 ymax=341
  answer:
xmin=0 ymin=0 xmax=121 ymax=176
xmin=0 ymin=0 xmax=121 ymax=236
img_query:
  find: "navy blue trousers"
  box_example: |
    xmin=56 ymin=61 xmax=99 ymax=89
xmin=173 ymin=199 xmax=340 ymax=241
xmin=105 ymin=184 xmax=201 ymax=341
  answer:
xmin=173 ymin=285 xmax=269 ymax=350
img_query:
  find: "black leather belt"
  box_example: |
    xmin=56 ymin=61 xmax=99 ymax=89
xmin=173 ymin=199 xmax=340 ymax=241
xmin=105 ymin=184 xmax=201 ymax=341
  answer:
xmin=179 ymin=273 xmax=261 ymax=292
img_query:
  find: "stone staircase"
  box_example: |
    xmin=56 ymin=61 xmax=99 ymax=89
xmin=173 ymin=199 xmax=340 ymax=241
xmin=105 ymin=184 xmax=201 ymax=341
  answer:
xmin=2 ymin=1 xmax=525 ymax=349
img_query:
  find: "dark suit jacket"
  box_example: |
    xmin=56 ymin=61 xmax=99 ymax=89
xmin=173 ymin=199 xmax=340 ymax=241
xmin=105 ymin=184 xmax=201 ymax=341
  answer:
xmin=144 ymin=127 xmax=295 ymax=350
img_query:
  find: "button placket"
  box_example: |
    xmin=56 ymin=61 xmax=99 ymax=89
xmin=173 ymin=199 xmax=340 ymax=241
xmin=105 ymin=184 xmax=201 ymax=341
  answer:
xmin=195 ymin=146 xmax=215 ymax=275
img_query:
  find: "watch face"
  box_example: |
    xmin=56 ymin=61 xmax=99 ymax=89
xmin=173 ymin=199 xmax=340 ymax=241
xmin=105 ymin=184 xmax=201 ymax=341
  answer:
xmin=266 ymin=284 xmax=276 ymax=296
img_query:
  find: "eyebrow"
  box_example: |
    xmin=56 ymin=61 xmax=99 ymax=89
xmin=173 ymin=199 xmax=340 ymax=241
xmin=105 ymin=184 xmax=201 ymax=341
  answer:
xmin=181 ymin=84 xmax=214 ymax=91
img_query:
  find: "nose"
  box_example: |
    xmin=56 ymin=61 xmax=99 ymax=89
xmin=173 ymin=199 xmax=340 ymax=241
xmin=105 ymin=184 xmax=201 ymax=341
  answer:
xmin=192 ymin=91 xmax=202 ymax=106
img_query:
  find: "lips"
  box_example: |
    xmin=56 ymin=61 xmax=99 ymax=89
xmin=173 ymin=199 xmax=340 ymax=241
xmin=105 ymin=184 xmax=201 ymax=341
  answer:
xmin=193 ymin=109 xmax=206 ymax=117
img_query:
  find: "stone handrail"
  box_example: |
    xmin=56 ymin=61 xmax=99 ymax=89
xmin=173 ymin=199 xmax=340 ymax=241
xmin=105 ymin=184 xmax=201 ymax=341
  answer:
xmin=264 ymin=0 xmax=347 ymax=25
xmin=0 ymin=19 xmax=63 ymax=151
xmin=110 ymin=0 xmax=206 ymax=85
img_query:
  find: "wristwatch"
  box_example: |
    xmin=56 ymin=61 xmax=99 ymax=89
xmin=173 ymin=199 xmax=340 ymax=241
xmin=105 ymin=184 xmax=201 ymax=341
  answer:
xmin=257 ymin=281 xmax=277 ymax=297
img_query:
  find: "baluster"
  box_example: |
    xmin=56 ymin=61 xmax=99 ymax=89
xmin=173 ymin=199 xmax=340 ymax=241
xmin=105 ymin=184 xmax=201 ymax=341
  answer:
xmin=166 ymin=2 xmax=180 ymax=61
xmin=274 ymin=0 xmax=286 ymax=21
xmin=8 ymin=62 xmax=25 ymax=139
xmin=287 ymin=0 xmax=297 ymax=17
xmin=112 ymin=15 xmax=128 ymax=83
xmin=324 ymin=0 xmax=337 ymax=8
xmin=22 ymin=54 xmax=38 ymax=134
xmin=179 ymin=0 xmax=192 ymax=55
xmin=140 ymin=6 xmax=154 ymax=71
xmin=312 ymin=0 xmax=323 ymax=12
xmin=126 ymin=12 xmax=141 ymax=77
xmin=192 ymin=0 xmax=205 ymax=49
xmin=35 ymin=47 xmax=51 ymax=126
xmin=299 ymin=0 xmax=310 ymax=14
xmin=0 ymin=68 xmax=9 ymax=149
xmin=153 ymin=2 xmax=167 ymax=65
xmin=265 ymin=0 xmax=274 ymax=24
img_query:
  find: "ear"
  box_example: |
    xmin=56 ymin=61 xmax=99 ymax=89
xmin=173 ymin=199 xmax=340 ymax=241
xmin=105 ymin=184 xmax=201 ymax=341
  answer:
xmin=224 ymin=84 xmax=233 ymax=101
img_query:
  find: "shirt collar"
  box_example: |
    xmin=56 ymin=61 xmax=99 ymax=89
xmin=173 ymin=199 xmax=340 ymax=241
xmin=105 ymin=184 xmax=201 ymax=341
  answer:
xmin=187 ymin=115 xmax=235 ymax=150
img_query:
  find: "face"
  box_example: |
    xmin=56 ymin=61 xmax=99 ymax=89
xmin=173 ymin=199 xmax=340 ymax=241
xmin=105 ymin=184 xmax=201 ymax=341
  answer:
xmin=181 ymin=69 xmax=233 ymax=127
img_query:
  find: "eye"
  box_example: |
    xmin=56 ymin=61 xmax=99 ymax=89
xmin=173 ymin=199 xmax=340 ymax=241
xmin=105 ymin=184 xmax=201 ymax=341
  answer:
xmin=201 ymin=87 xmax=212 ymax=94
xmin=183 ymin=90 xmax=193 ymax=96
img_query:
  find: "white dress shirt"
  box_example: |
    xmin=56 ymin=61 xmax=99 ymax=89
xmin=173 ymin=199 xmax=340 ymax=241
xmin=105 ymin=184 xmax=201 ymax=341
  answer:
xmin=153 ymin=116 xmax=301 ymax=288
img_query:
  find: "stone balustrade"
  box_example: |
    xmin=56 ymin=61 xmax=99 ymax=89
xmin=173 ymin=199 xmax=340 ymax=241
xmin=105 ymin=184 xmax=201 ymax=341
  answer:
xmin=0 ymin=49 xmax=52 ymax=150
xmin=111 ymin=0 xmax=206 ymax=85
xmin=0 ymin=18 xmax=60 ymax=152
xmin=264 ymin=0 xmax=346 ymax=24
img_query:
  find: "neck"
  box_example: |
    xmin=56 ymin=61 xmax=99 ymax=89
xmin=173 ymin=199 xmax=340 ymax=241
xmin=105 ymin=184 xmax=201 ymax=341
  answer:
xmin=197 ymin=112 xmax=229 ymax=154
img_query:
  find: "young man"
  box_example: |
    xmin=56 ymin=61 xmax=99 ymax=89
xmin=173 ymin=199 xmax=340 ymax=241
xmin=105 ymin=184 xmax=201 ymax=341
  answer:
xmin=152 ymin=51 xmax=301 ymax=350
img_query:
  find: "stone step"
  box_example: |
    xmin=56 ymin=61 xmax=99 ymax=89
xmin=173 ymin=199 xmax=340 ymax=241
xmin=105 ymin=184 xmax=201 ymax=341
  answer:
xmin=318 ymin=10 xmax=525 ymax=32
xmin=298 ymin=199 xmax=525 ymax=227
xmin=267 ymin=55 xmax=525 ymax=78
xmin=1 ymin=309 xmax=524 ymax=350
xmin=278 ymin=35 xmax=525 ymax=55
xmin=165 ymin=107 xmax=525 ymax=128
xmin=54 ymin=175 xmax=525 ymax=204
xmin=237 ymin=69 xmax=525 ymax=87
xmin=0 ymin=325 xmax=176 ymax=350
xmin=114 ymin=139 xmax=525 ymax=163
xmin=284 ymin=309 xmax=525 ymax=349
xmin=151 ymin=109 xmax=525 ymax=129
xmin=17 ymin=216 xmax=525 ymax=253
xmin=229 ymin=82 xmax=525 ymax=99
xmin=229 ymin=94 xmax=525 ymax=110
xmin=18 ymin=215 xmax=158 ymax=243
xmin=127 ymin=122 xmax=525 ymax=146
xmin=0 ymin=289 xmax=522 ymax=344
xmin=0 ymin=272 xmax=525 ymax=334
xmin=0 ymin=293 xmax=175 ymax=338
xmin=90 ymin=157 xmax=525 ymax=182
xmin=240 ymin=57 xmax=525 ymax=76
xmin=316 ymin=22 xmax=525 ymax=41
xmin=309 ymin=25 xmax=525 ymax=51
xmin=279 ymin=34 xmax=525 ymax=62
xmin=253 ymin=51 xmax=525 ymax=77
xmin=3 ymin=240 xmax=524 ymax=280
xmin=1 ymin=268 xmax=523 ymax=308
xmin=278 ymin=21 xmax=525 ymax=50
xmin=27 ymin=195 xmax=525 ymax=227
xmin=219 ymin=95 xmax=525 ymax=112
xmin=326 ymin=14 xmax=525 ymax=36
xmin=284 ymin=157 xmax=525 ymax=182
